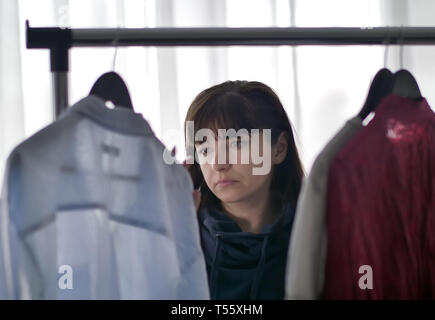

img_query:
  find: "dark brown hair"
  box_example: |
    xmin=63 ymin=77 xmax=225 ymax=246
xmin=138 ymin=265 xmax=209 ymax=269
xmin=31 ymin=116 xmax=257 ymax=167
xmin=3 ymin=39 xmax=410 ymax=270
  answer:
xmin=184 ymin=80 xmax=304 ymax=212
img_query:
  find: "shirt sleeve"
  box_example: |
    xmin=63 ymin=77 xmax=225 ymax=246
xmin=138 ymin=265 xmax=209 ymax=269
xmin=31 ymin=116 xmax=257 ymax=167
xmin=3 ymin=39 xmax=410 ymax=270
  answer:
xmin=0 ymin=153 xmax=42 ymax=300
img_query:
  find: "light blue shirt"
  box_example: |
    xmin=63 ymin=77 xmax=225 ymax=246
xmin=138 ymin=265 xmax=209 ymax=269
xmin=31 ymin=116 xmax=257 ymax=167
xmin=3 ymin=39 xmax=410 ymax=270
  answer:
xmin=0 ymin=95 xmax=209 ymax=299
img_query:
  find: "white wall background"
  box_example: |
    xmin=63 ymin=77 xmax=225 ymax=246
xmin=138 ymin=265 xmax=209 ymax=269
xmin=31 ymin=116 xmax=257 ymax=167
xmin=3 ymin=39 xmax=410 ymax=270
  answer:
xmin=1 ymin=0 xmax=435 ymax=186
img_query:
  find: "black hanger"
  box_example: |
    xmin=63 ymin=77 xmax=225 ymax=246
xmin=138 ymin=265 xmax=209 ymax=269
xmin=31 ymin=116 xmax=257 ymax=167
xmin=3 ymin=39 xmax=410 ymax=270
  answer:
xmin=358 ymin=68 xmax=394 ymax=120
xmin=391 ymin=69 xmax=422 ymax=101
xmin=358 ymin=68 xmax=423 ymax=120
xmin=90 ymin=71 xmax=134 ymax=110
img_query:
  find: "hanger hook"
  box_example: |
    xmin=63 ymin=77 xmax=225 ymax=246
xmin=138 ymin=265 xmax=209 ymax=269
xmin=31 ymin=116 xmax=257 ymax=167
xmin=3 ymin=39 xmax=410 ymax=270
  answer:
xmin=112 ymin=27 xmax=121 ymax=71
xmin=399 ymin=24 xmax=404 ymax=69
xmin=383 ymin=26 xmax=390 ymax=69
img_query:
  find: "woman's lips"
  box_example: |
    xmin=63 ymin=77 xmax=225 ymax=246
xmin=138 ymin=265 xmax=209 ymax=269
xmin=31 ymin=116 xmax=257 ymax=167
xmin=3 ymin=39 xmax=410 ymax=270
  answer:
xmin=216 ymin=180 xmax=238 ymax=187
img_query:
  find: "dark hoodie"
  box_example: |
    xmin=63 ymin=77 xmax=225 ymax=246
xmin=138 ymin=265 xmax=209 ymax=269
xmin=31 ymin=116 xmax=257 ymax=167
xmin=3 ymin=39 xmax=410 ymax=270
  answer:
xmin=197 ymin=202 xmax=295 ymax=300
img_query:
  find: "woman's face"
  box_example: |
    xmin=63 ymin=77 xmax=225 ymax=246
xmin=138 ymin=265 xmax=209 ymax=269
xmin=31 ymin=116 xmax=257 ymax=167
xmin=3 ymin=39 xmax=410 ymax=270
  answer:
xmin=196 ymin=131 xmax=288 ymax=204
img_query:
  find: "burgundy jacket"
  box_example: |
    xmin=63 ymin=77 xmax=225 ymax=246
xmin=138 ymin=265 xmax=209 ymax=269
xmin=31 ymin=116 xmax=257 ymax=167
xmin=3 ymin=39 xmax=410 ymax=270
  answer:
xmin=323 ymin=95 xmax=435 ymax=299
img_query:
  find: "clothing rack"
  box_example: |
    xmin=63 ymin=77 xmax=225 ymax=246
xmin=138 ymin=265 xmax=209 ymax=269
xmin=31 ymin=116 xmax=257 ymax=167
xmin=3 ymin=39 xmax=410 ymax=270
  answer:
xmin=25 ymin=20 xmax=435 ymax=118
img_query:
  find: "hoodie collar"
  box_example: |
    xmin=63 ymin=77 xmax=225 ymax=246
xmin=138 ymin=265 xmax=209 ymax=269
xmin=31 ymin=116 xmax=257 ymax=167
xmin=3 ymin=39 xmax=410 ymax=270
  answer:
xmin=199 ymin=201 xmax=294 ymax=236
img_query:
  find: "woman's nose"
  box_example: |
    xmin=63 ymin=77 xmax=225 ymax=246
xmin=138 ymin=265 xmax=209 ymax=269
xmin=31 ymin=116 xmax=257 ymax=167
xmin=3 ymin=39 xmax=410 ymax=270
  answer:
xmin=212 ymin=161 xmax=230 ymax=171
xmin=211 ymin=149 xmax=231 ymax=171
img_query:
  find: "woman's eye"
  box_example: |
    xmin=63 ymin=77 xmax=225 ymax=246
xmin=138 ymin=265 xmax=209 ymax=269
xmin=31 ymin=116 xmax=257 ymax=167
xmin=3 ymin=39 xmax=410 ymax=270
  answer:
xmin=230 ymin=139 xmax=245 ymax=148
xmin=197 ymin=145 xmax=214 ymax=156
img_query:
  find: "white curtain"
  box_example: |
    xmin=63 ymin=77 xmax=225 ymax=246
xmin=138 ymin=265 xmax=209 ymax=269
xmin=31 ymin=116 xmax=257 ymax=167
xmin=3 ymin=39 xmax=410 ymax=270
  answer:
xmin=0 ymin=0 xmax=25 ymax=186
xmin=1 ymin=0 xmax=435 ymax=186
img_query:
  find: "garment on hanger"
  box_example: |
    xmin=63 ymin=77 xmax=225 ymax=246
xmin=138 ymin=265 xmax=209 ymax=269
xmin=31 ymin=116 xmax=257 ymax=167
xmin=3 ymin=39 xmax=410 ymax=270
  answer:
xmin=323 ymin=95 xmax=435 ymax=299
xmin=285 ymin=116 xmax=363 ymax=300
xmin=0 ymin=95 xmax=209 ymax=299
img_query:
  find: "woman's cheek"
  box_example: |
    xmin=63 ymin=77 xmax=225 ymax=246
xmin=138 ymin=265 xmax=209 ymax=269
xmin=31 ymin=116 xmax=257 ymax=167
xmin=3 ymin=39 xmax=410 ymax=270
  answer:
xmin=201 ymin=166 xmax=214 ymax=189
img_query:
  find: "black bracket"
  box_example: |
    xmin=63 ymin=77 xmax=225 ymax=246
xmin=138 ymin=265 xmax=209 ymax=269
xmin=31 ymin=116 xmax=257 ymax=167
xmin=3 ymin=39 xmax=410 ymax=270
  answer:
xmin=26 ymin=20 xmax=72 ymax=72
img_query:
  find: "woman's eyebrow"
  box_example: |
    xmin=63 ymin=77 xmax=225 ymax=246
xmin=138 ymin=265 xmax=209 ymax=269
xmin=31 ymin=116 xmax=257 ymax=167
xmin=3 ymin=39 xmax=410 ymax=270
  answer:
xmin=195 ymin=136 xmax=243 ymax=146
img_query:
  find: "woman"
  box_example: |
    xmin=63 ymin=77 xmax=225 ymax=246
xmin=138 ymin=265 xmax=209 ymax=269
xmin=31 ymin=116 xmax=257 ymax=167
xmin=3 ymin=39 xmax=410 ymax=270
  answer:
xmin=183 ymin=80 xmax=304 ymax=300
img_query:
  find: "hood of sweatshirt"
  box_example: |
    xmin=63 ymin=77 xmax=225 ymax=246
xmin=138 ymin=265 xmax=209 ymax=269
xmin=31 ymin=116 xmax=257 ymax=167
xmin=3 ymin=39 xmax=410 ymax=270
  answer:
xmin=197 ymin=202 xmax=295 ymax=300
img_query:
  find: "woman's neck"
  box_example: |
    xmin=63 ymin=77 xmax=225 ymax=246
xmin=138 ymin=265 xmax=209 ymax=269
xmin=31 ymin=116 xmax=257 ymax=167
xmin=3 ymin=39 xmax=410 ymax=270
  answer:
xmin=221 ymin=189 xmax=281 ymax=234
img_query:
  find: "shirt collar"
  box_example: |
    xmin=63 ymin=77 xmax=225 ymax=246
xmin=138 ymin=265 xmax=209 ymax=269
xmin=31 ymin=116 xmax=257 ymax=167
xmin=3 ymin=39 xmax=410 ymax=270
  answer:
xmin=63 ymin=95 xmax=154 ymax=136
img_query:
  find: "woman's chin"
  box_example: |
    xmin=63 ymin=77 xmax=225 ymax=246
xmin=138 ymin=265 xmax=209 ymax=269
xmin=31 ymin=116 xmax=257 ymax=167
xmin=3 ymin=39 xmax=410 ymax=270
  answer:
xmin=215 ymin=193 xmax=243 ymax=204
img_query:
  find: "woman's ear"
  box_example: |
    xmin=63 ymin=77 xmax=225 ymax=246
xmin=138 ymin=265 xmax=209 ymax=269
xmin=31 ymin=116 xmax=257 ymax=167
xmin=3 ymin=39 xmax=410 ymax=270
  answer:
xmin=272 ymin=132 xmax=288 ymax=165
